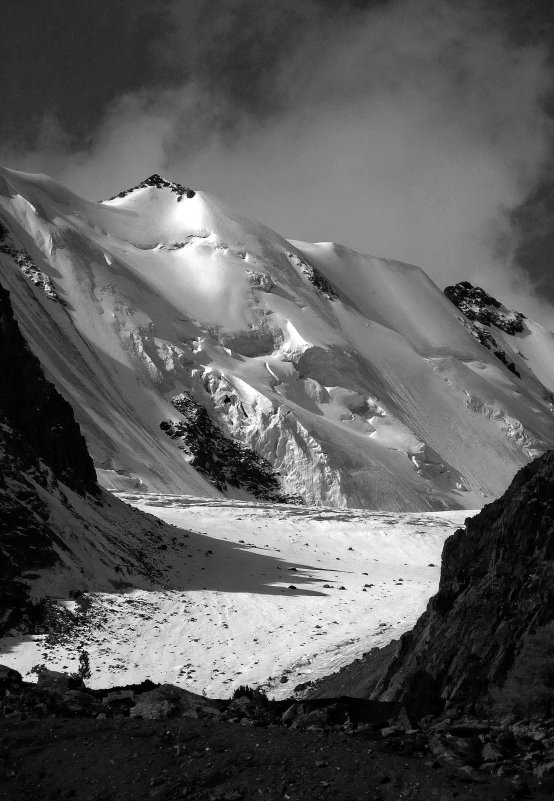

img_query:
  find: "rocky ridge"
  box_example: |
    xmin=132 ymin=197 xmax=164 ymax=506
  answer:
xmin=0 ymin=220 xmax=61 ymax=303
xmin=444 ymin=281 xmax=525 ymax=376
xmin=105 ymin=173 xmax=196 ymax=202
xmin=285 ymin=249 xmax=339 ymax=299
xmin=444 ymin=282 xmax=525 ymax=335
xmin=160 ymin=392 xmax=291 ymax=502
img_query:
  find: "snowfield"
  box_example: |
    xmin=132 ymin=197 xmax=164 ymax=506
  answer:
xmin=0 ymin=496 xmax=469 ymax=699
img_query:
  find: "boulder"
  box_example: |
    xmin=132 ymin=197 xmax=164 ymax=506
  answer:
xmin=130 ymin=698 xmax=177 ymax=720
xmin=0 ymin=664 xmax=22 ymax=692
xmin=291 ymin=707 xmax=329 ymax=729
xmin=129 ymin=684 xmax=221 ymax=720
xmin=62 ymin=689 xmax=99 ymax=715
xmin=36 ymin=669 xmax=85 ymax=695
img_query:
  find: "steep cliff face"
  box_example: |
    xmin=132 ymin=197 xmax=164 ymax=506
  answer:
xmin=0 ymin=281 xmax=178 ymax=634
xmin=0 ymin=281 xmax=97 ymax=625
xmin=373 ymin=451 xmax=554 ymax=719
xmin=0 ymin=283 xmax=97 ymax=495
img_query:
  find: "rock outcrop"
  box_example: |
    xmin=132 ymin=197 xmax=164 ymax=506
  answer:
xmin=444 ymin=281 xmax=525 ymax=335
xmin=105 ymin=173 xmax=196 ymax=202
xmin=0 ymin=282 xmax=97 ymax=495
xmin=373 ymin=451 xmax=554 ymax=720
xmin=444 ymin=280 xmax=524 ymax=375
xmin=0 ymin=281 xmax=101 ymax=628
xmin=0 ymin=281 xmax=177 ymax=634
xmin=160 ymin=391 xmax=289 ymax=501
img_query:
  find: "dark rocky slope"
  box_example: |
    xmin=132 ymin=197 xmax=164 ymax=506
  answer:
xmin=0 ymin=281 xmax=97 ymax=630
xmin=372 ymin=451 xmax=554 ymax=720
xmin=161 ymin=392 xmax=289 ymax=501
xmin=0 ymin=281 xmax=180 ymax=634
xmin=0 ymin=282 xmax=97 ymax=494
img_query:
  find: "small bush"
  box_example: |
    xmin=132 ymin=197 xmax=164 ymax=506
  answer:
xmin=77 ymin=649 xmax=91 ymax=681
xmin=232 ymin=685 xmax=269 ymax=706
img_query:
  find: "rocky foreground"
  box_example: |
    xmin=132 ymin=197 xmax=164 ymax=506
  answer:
xmin=1 ymin=665 xmax=554 ymax=800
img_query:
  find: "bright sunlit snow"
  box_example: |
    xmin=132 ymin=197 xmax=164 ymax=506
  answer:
xmin=0 ymin=495 xmax=468 ymax=699
xmin=1 ymin=166 xmax=554 ymax=511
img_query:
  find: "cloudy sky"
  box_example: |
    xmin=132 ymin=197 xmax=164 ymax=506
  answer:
xmin=2 ymin=0 xmax=554 ymax=323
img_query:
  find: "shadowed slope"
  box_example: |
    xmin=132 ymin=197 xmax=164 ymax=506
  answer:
xmin=373 ymin=451 xmax=554 ymax=719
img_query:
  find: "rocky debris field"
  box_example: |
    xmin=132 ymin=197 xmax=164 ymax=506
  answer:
xmin=1 ymin=665 xmax=553 ymax=800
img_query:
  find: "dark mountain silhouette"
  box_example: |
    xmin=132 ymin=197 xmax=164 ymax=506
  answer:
xmin=372 ymin=451 xmax=554 ymax=720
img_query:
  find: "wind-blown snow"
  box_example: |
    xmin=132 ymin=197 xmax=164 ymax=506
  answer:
xmin=1 ymin=165 xmax=554 ymax=509
xmin=0 ymin=495 xmax=467 ymax=698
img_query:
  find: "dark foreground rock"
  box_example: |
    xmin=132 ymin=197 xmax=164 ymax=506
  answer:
xmin=3 ymin=709 xmax=554 ymax=800
xmin=2 ymin=665 xmax=554 ymax=795
xmin=372 ymin=451 xmax=554 ymax=720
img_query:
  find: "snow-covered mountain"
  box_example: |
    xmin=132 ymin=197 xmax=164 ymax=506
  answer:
xmin=1 ymin=166 xmax=554 ymax=511
xmin=0 ymin=271 xmax=463 ymax=695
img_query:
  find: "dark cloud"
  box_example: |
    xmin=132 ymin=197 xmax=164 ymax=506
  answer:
xmin=150 ymin=1 xmax=391 ymax=116
xmin=2 ymin=0 xmax=554 ymax=324
xmin=0 ymin=0 xmax=172 ymax=144
xmin=511 ymin=173 xmax=554 ymax=294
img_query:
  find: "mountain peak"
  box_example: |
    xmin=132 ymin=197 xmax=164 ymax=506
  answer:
xmin=103 ymin=173 xmax=196 ymax=203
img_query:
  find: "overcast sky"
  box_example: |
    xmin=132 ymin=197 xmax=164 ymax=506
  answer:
xmin=2 ymin=0 xmax=554 ymax=324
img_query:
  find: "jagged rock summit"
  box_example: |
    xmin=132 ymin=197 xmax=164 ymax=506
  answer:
xmin=105 ymin=173 xmax=196 ymax=202
xmin=373 ymin=450 xmax=554 ymax=719
xmin=2 ymin=164 xmax=554 ymax=509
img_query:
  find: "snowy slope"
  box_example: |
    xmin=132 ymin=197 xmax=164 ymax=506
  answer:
xmin=1 ymin=166 xmax=553 ymax=510
xmin=0 ymin=494 xmax=466 ymax=699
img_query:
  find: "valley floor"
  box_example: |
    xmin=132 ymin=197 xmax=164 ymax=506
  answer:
xmin=0 ymin=497 xmax=469 ymax=698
